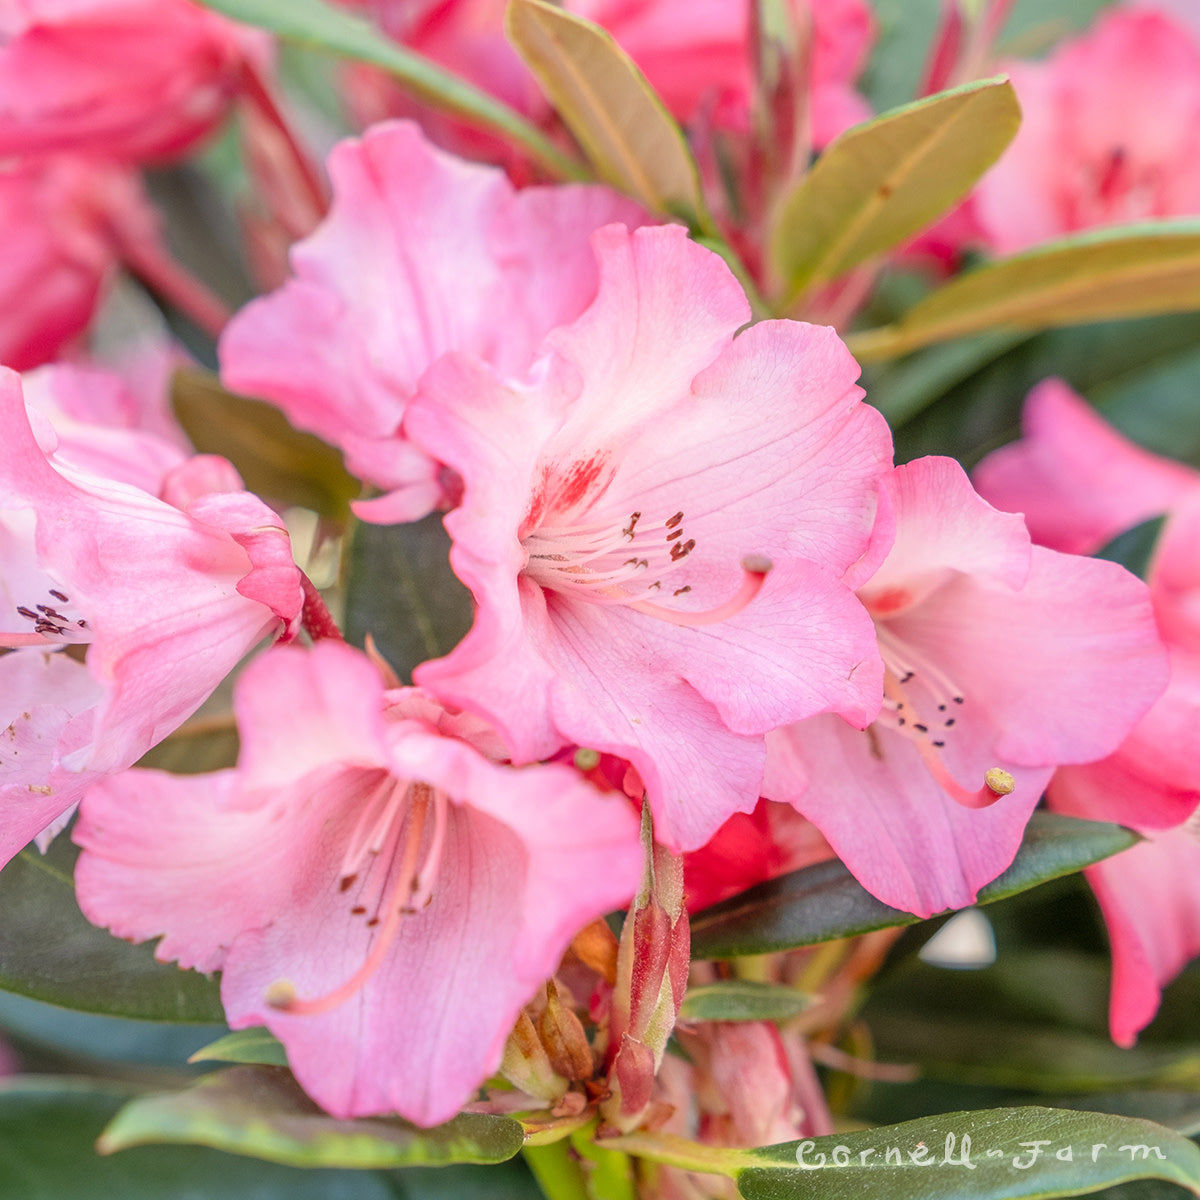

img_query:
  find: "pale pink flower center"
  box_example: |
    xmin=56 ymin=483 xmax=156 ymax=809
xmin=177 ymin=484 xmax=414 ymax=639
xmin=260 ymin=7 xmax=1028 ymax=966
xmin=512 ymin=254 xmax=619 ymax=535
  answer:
xmin=268 ymin=774 xmax=450 ymax=1016
xmin=522 ymin=507 xmax=770 ymax=627
xmin=872 ymin=623 xmax=1011 ymax=810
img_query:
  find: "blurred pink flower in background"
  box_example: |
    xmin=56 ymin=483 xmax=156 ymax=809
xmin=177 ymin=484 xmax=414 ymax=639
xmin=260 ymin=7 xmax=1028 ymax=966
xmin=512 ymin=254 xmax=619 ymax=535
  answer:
xmin=0 ymin=0 xmax=265 ymax=162
xmin=973 ymin=7 xmax=1200 ymax=254
xmin=344 ymin=0 xmax=873 ymax=166
xmin=976 ymin=378 xmax=1200 ymax=1043
xmin=0 ymin=156 xmax=158 ymax=369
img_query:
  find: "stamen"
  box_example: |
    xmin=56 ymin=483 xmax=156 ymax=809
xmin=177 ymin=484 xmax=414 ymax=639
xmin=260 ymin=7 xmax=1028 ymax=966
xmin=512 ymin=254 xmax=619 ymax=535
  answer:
xmin=269 ymin=786 xmax=433 ymax=1017
xmin=910 ymin=739 xmax=1014 ymax=809
xmin=627 ymin=557 xmax=772 ymax=627
xmin=406 ymin=788 xmax=449 ymax=911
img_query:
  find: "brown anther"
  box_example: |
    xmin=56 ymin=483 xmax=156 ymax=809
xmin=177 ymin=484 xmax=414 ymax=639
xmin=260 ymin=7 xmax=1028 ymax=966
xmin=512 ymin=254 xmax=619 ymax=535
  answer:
xmin=49 ymin=590 xmax=69 ymax=602
xmin=16 ymin=607 xmax=38 ymax=621
xmin=338 ymin=875 xmax=357 ymax=893
xmin=665 ymin=511 xmax=683 ymax=529
xmin=669 ymin=538 xmax=696 ymax=561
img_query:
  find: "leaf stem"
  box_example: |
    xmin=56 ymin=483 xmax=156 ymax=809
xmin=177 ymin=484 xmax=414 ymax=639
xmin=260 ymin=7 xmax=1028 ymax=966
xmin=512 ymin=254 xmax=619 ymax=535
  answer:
xmin=524 ymin=1138 xmax=592 ymax=1200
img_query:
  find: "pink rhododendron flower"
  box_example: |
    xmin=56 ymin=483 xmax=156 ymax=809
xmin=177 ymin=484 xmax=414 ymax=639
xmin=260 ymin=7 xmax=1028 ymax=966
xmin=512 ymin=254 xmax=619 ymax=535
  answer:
xmin=346 ymin=0 xmax=871 ymax=158
xmin=74 ymin=640 xmax=643 ymax=1124
xmin=682 ymin=798 xmax=833 ymax=912
xmin=0 ymin=0 xmax=266 ymax=163
xmin=971 ymin=8 xmax=1200 ymax=254
xmin=20 ymin=355 xmax=191 ymax=495
xmin=764 ymin=456 xmax=1168 ymax=917
xmin=220 ymin=120 xmax=647 ymax=523
xmin=0 ymin=155 xmax=158 ymax=370
xmin=975 ymin=378 xmax=1200 ymax=654
xmin=976 ymin=376 xmax=1200 ymax=1041
xmin=406 ymin=222 xmax=891 ymax=853
xmin=0 ymin=368 xmax=301 ymax=864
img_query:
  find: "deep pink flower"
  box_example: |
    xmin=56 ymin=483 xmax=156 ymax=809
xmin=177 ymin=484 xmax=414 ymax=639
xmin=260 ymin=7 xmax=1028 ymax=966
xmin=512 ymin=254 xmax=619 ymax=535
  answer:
xmin=220 ymin=120 xmax=647 ymax=523
xmin=975 ymin=378 xmax=1200 ymax=655
xmin=74 ymin=640 xmax=643 ymax=1124
xmin=0 ymin=155 xmax=158 ymax=370
xmin=0 ymin=368 xmax=301 ymax=864
xmin=971 ymin=8 xmax=1200 ymax=254
xmin=0 ymin=0 xmax=265 ymax=163
xmin=976 ymin=377 xmax=1200 ymax=1041
xmin=765 ymin=456 xmax=1168 ymax=917
xmin=406 ymin=222 xmax=891 ymax=853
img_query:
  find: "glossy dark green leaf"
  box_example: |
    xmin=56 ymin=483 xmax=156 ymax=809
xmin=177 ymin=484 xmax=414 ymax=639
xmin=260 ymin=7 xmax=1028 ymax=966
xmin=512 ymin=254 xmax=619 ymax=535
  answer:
xmin=342 ymin=513 xmax=475 ymax=684
xmin=0 ymin=836 xmax=223 ymax=1023
xmin=190 ymin=1027 xmax=288 ymax=1068
xmin=678 ymin=980 xmax=811 ymax=1024
xmin=194 ymin=0 xmax=581 ymax=178
xmin=770 ymin=78 xmax=1020 ymax=297
xmin=172 ymin=368 xmax=359 ymax=520
xmin=689 ymin=813 xmax=1139 ymax=960
xmin=737 ymin=1107 xmax=1200 ymax=1200
xmin=506 ymin=0 xmax=710 ymax=228
xmin=849 ymin=222 xmax=1200 ymax=362
xmin=0 ymin=1077 xmax=399 ymax=1199
xmin=867 ymin=1013 xmax=1200 ymax=1093
xmin=1095 ymin=517 xmax=1167 ymax=581
xmin=884 ymin=310 xmax=1200 ymax=466
xmin=99 ymin=1066 xmax=525 ymax=1168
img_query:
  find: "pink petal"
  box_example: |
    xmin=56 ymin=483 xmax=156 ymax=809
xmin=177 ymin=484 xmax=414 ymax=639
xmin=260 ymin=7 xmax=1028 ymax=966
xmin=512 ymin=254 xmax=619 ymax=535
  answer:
xmin=766 ymin=715 xmax=1045 ymax=916
xmin=974 ymin=379 xmax=1198 ymax=555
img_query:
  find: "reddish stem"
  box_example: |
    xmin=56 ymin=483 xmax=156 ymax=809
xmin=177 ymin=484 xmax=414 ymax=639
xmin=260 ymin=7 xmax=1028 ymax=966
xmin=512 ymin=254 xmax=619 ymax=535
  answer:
xmin=119 ymin=236 xmax=233 ymax=339
xmin=300 ymin=573 xmax=344 ymax=642
xmin=239 ymin=61 xmax=329 ymax=224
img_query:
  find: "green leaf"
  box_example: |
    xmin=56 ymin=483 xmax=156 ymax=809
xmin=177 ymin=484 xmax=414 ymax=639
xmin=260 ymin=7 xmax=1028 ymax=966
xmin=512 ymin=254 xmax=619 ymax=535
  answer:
xmin=99 ymin=1066 xmax=525 ymax=1169
xmin=848 ymin=221 xmax=1200 ymax=361
xmin=172 ymin=369 xmax=359 ymax=520
xmin=0 ymin=1077 xmax=401 ymax=1199
xmin=689 ymin=813 xmax=1139 ymax=960
xmin=678 ymin=980 xmax=811 ymax=1024
xmin=1095 ymin=517 xmax=1167 ymax=581
xmin=195 ymin=0 xmax=582 ymax=179
xmin=342 ymin=513 xmax=475 ymax=684
xmin=189 ymin=1027 xmax=288 ymax=1068
xmin=865 ymin=1013 xmax=1200 ymax=1094
xmin=505 ymin=0 xmax=711 ymax=229
xmin=0 ymin=836 xmax=224 ymax=1023
xmin=770 ymin=78 xmax=1020 ymax=298
xmin=736 ymin=1107 xmax=1200 ymax=1199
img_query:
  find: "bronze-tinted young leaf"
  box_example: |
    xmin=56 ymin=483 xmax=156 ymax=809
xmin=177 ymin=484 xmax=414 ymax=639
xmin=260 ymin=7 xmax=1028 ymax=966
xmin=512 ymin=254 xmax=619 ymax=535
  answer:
xmin=341 ymin=513 xmax=475 ymax=684
xmin=770 ymin=77 xmax=1020 ymax=298
xmin=171 ymin=369 xmax=358 ymax=520
xmin=0 ymin=837 xmax=224 ymax=1023
xmin=505 ymin=0 xmax=710 ymax=228
xmin=678 ymin=980 xmax=812 ymax=1024
xmin=194 ymin=0 xmax=582 ymax=178
xmin=98 ymin=1066 xmax=525 ymax=1168
xmin=737 ymin=1107 xmax=1200 ymax=1199
xmin=190 ymin=1028 xmax=288 ymax=1068
xmin=848 ymin=221 xmax=1200 ymax=361
xmin=0 ymin=1078 xmax=399 ymax=1200
xmin=689 ymin=813 xmax=1139 ymax=960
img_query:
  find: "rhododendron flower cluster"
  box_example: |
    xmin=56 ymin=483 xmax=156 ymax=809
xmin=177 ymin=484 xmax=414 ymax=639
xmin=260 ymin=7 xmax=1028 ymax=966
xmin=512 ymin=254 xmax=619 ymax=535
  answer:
xmin=2 ymin=0 xmax=1199 ymax=1192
